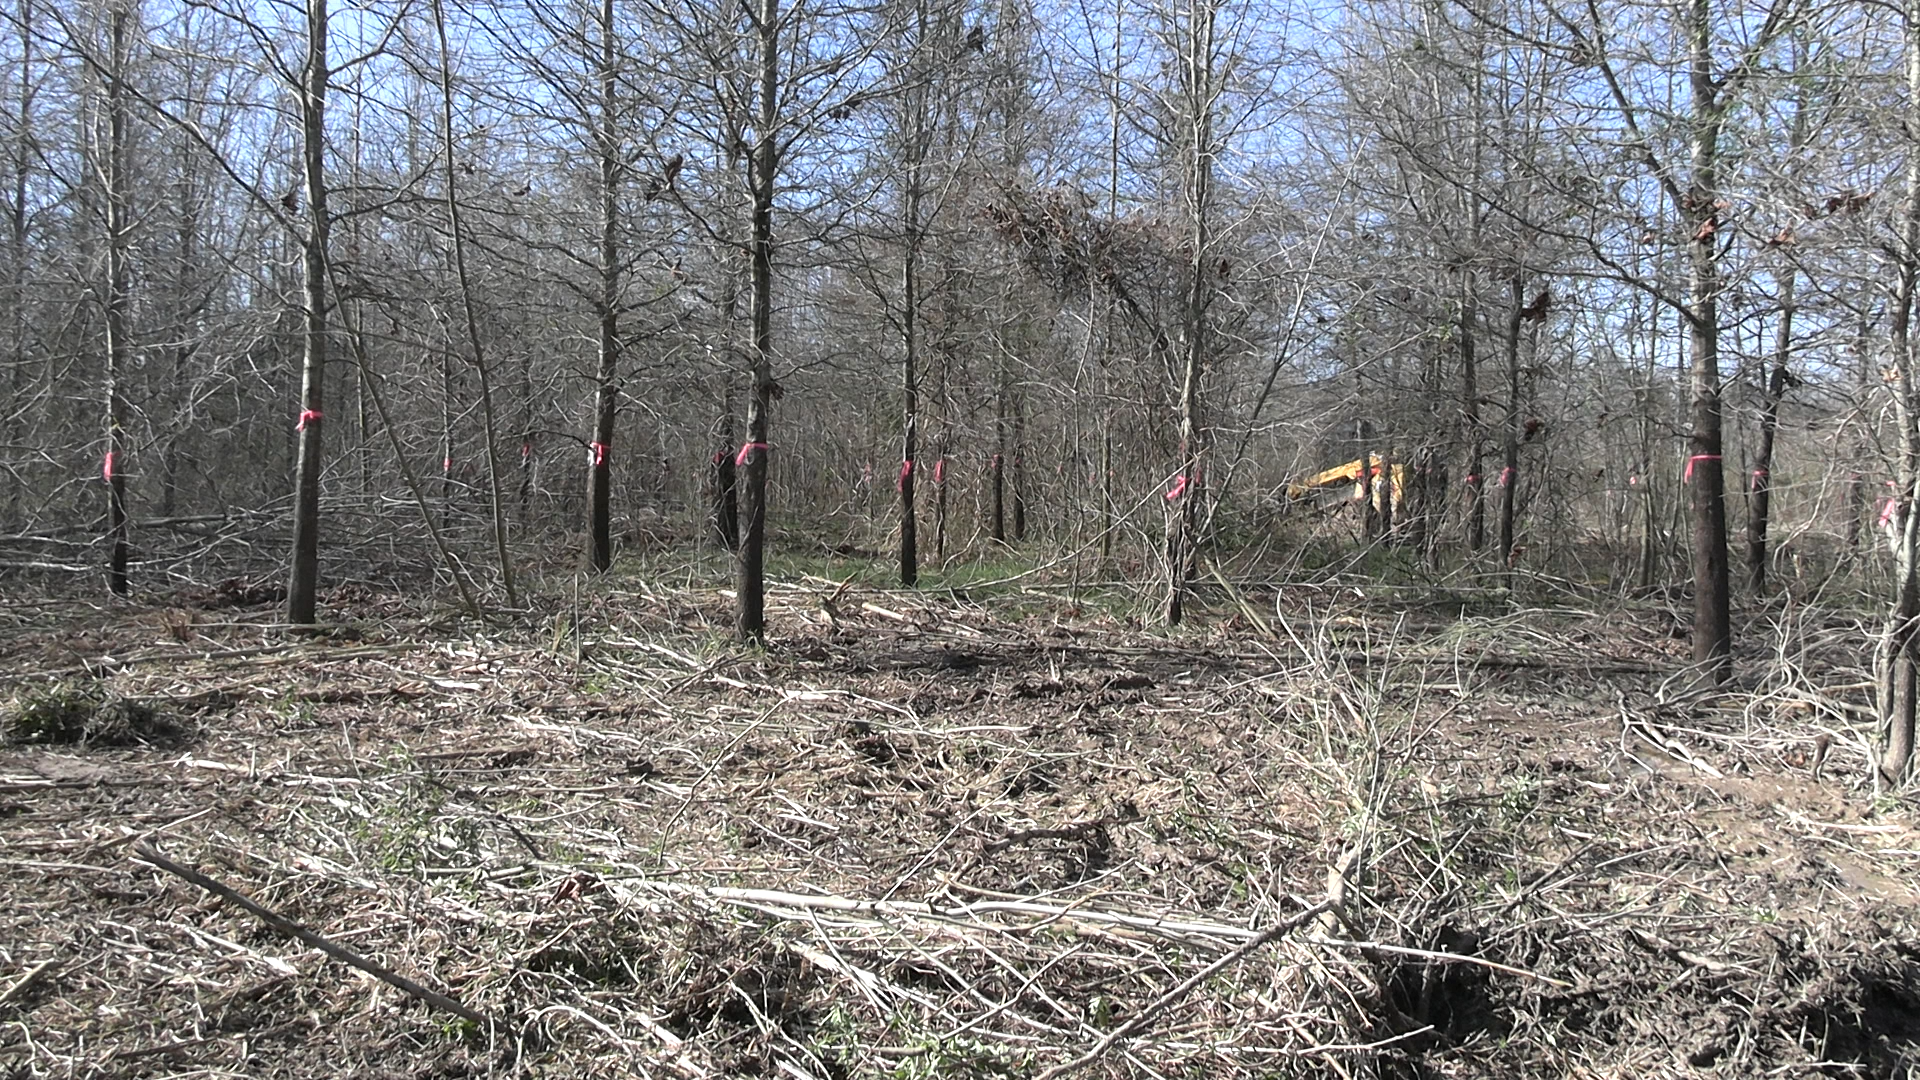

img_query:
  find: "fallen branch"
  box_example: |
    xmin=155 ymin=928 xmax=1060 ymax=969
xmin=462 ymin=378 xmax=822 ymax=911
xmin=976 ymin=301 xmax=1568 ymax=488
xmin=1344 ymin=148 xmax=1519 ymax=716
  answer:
xmin=132 ymin=844 xmax=492 ymax=1027
xmin=0 ymin=957 xmax=60 ymax=1007
xmin=611 ymin=878 xmax=1266 ymax=942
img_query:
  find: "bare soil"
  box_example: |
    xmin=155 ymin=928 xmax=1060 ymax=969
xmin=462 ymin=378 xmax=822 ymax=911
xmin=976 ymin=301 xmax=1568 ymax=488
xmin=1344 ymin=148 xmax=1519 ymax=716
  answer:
xmin=3 ymin=568 xmax=1918 ymax=1078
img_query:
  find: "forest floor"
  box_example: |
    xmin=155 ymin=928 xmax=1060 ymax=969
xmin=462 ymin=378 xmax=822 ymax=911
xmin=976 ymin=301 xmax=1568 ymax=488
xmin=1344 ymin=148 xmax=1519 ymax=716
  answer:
xmin=3 ymin=552 xmax=1920 ymax=1079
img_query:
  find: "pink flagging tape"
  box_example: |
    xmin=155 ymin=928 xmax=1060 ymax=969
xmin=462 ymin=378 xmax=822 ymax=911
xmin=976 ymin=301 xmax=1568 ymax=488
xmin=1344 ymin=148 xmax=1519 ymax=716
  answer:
xmin=1165 ymin=474 xmax=1190 ymax=501
xmin=736 ymin=441 xmax=768 ymax=467
xmin=1684 ymin=453 xmax=1720 ymax=481
xmin=296 ymin=409 xmax=322 ymax=431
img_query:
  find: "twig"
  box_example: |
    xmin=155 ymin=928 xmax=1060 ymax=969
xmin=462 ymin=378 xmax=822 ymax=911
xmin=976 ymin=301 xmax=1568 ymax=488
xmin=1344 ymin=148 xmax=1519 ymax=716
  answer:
xmin=1311 ymin=939 xmax=1574 ymax=988
xmin=0 ymin=958 xmax=60 ymax=1007
xmin=612 ymin=878 xmax=1269 ymax=941
xmin=132 ymin=844 xmax=492 ymax=1027
xmin=1032 ymin=901 xmax=1330 ymax=1079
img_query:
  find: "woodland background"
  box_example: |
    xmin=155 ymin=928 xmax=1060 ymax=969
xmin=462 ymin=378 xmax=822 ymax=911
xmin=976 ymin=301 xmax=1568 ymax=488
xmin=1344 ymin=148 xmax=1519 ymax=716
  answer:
xmin=0 ymin=0 xmax=1908 ymax=655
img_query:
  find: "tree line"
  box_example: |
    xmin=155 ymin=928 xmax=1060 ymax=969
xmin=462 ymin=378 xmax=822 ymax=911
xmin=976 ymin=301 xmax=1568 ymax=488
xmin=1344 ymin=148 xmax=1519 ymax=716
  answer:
xmin=4 ymin=0 xmax=1920 ymax=780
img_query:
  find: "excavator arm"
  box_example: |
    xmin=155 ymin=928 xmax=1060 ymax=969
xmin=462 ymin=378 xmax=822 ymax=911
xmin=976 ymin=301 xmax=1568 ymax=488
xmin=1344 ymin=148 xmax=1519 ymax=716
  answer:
xmin=1286 ymin=454 xmax=1406 ymax=510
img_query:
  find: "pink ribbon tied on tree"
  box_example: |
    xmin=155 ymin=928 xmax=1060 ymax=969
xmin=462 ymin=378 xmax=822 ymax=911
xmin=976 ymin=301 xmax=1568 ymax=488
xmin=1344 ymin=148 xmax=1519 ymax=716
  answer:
xmin=736 ymin=441 xmax=769 ymax=467
xmin=1165 ymin=474 xmax=1190 ymax=501
xmin=295 ymin=409 xmax=323 ymax=431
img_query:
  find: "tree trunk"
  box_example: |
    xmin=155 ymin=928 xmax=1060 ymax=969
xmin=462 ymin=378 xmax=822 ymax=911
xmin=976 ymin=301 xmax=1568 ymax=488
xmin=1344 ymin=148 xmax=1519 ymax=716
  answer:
xmin=1682 ymin=0 xmax=1732 ymax=681
xmin=286 ymin=0 xmax=330 ymax=626
xmin=1746 ymin=270 xmax=1794 ymax=593
xmin=1460 ymin=287 xmax=1484 ymax=551
xmin=1878 ymin=0 xmax=1920 ymax=785
xmin=1379 ymin=449 xmax=1395 ymax=541
xmin=431 ymin=0 xmax=516 ymax=605
xmin=897 ymin=6 xmax=927 ymax=588
xmin=586 ymin=0 xmax=619 ymax=574
xmin=990 ymin=358 xmax=1006 ymax=542
xmin=735 ymin=0 xmax=779 ymax=641
xmin=3 ymin=0 xmax=29 ymax=529
xmin=1496 ymin=272 xmax=1523 ymax=566
xmin=101 ymin=4 xmax=132 ymax=597
xmin=1163 ymin=0 xmax=1216 ymax=626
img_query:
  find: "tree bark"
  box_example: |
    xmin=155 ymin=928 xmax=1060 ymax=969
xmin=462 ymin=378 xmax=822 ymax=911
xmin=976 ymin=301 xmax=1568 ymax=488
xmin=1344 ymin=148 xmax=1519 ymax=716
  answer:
xmin=102 ymin=3 xmax=131 ymax=597
xmin=897 ymin=0 xmax=929 ymax=588
xmin=1163 ymin=0 xmax=1215 ymax=626
xmin=1496 ymin=272 xmax=1523 ymax=567
xmin=586 ymin=0 xmax=619 ymax=574
xmin=1460 ymin=287 xmax=1484 ymax=551
xmin=1681 ymin=0 xmax=1732 ymax=682
xmin=431 ymin=0 xmax=516 ymax=606
xmin=735 ymin=0 xmax=779 ymax=641
xmin=1878 ymin=0 xmax=1920 ymax=785
xmin=286 ymin=0 xmax=330 ymax=626
xmin=1746 ymin=271 xmax=1794 ymax=593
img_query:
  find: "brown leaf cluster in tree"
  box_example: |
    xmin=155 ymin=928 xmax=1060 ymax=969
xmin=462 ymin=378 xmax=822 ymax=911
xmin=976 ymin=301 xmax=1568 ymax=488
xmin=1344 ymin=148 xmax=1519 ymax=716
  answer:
xmin=1519 ymin=289 xmax=1550 ymax=322
xmin=1824 ymin=191 xmax=1871 ymax=215
xmin=645 ymin=153 xmax=684 ymax=201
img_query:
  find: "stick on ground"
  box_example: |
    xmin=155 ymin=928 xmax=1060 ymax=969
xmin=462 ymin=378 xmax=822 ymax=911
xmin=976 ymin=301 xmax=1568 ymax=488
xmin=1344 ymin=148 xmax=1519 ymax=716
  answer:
xmin=132 ymin=843 xmax=492 ymax=1027
xmin=0 ymin=957 xmax=60 ymax=1007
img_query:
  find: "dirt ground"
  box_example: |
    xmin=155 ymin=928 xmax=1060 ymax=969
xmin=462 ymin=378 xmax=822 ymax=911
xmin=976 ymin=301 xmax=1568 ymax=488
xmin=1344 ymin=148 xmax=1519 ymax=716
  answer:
xmin=3 ymin=567 xmax=1919 ymax=1079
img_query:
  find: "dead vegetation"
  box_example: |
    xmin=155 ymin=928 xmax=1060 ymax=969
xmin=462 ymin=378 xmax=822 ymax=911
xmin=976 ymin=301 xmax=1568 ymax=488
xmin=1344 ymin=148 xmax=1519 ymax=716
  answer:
xmin=2 ymin=563 xmax=1918 ymax=1078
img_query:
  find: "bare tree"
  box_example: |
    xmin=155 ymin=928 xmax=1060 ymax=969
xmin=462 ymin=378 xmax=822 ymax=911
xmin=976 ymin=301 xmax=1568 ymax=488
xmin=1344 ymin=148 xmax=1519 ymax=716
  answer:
xmin=1879 ymin=0 xmax=1920 ymax=784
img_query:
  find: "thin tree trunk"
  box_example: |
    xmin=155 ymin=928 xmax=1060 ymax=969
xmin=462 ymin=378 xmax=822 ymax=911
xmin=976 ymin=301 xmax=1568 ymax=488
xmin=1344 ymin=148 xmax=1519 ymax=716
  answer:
xmin=1164 ymin=0 xmax=1214 ymax=626
xmin=1682 ymin=0 xmax=1732 ymax=681
xmin=1379 ymin=449 xmax=1395 ymax=541
xmin=286 ymin=0 xmax=330 ymax=626
xmin=439 ymin=323 xmax=454 ymax=529
xmin=735 ymin=0 xmax=779 ymax=641
xmin=431 ymin=0 xmax=516 ymax=605
xmin=1878 ymin=0 xmax=1920 ymax=785
xmin=162 ymin=152 xmax=197 ymax=520
xmin=1747 ymin=271 xmax=1794 ymax=593
xmin=897 ymin=2 xmax=928 ymax=588
xmin=1011 ymin=411 xmax=1027 ymax=541
xmin=991 ymin=358 xmax=1006 ymax=542
xmin=1497 ymin=272 xmax=1523 ymax=566
xmin=102 ymin=3 xmax=131 ymax=597
xmin=4 ymin=0 xmax=29 ymax=528
xmin=1460 ymin=287 xmax=1484 ymax=551
xmin=586 ymin=0 xmax=619 ymax=573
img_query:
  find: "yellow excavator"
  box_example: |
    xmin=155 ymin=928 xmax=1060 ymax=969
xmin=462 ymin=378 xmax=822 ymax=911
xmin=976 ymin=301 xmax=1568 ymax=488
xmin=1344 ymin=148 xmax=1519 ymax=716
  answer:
xmin=1286 ymin=454 xmax=1407 ymax=512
